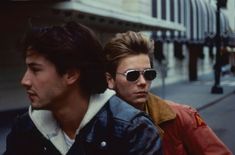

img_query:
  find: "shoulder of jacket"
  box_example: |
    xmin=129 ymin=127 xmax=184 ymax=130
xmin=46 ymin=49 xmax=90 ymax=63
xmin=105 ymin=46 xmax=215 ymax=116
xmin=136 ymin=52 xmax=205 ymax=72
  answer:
xmin=167 ymin=101 xmax=197 ymax=115
xmin=107 ymin=95 xmax=147 ymax=122
xmin=166 ymin=101 xmax=202 ymax=128
xmin=84 ymin=96 xmax=153 ymax=140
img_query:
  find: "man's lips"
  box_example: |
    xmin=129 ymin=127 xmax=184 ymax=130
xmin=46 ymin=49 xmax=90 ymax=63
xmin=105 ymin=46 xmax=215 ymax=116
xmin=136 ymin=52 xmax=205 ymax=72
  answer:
xmin=134 ymin=91 xmax=148 ymax=96
xmin=27 ymin=90 xmax=36 ymax=96
xmin=26 ymin=90 xmax=37 ymax=101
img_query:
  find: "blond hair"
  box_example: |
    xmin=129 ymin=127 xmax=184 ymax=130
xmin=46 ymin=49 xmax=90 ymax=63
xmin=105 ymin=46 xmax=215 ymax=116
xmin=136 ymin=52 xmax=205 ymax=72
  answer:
xmin=104 ymin=31 xmax=154 ymax=76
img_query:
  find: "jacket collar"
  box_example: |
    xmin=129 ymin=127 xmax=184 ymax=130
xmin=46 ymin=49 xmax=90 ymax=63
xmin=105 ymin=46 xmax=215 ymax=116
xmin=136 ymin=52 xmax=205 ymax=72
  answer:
xmin=28 ymin=89 xmax=115 ymax=155
xmin=145 ymin=93 xmax=176 ymax=125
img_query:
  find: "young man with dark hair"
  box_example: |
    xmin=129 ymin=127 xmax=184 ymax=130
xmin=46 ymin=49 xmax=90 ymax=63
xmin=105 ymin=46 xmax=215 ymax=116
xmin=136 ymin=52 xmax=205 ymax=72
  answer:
xmin=4 ymin=22 xmax=162 ymax=155
xmin=104 ymin=31 xmax=232 ymax=155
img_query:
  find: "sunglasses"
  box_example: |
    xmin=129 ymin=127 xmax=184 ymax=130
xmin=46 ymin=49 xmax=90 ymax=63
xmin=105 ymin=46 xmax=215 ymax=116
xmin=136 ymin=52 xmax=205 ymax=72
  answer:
xmin=116 ymin=69 xmax=157 ymax=82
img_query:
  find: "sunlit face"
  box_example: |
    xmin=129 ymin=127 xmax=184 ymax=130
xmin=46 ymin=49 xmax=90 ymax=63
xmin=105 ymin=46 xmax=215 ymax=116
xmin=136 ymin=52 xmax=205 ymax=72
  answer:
xmin=107 ymin=54 xmax=152 ymax=110
xmin=21 ymin=49 xmax=68 ymax=110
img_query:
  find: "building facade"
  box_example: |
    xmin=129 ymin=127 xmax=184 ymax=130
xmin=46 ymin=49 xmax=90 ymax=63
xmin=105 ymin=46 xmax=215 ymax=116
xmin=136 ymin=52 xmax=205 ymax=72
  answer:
xmin=0 ymin=0 xmax=234 ymax=111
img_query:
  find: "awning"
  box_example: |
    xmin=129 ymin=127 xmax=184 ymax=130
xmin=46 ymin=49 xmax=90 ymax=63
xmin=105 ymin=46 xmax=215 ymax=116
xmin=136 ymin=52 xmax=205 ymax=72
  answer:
xmin=228 ymin=33 xmax=235 ymax=47
xmin=151 ymin=0 xmax=231 ymax=44
xmin=179 ymin=0 xmax=188 ymax=41
xmin=153 ymin=0 xmax=207 ymax=43
xmin=197 ymin=0 xmax=207 ymax=42
xmin=220 ymin=12 xmax=230 ymax=36
xmin=204 ymin=3 xmax=231 ymax=45
xmin=152 ymin=0 xmax=186 ymax=42
xmin=188 ymin=0 xmax=230 ymax=44
xmin=205 ymin=2 xmax=216 ymax=38
xmin=189 ymin=0 xmax=196 ymax=42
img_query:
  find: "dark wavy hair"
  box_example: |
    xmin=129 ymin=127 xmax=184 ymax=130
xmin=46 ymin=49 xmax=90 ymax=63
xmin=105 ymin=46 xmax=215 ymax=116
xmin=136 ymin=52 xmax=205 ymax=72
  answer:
xmin=21 ymin=21 xmax=107 ymax=94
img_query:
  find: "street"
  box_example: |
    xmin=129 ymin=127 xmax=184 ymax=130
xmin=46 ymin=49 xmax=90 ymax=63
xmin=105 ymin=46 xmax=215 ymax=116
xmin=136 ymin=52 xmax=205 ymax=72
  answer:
xmin=199 ymin=93 xmax=235 ymax=153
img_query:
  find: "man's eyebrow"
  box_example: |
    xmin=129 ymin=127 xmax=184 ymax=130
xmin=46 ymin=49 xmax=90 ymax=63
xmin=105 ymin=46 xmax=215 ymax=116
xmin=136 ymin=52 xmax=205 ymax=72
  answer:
xmin=27 ymin=62 xmax=42 ymax=67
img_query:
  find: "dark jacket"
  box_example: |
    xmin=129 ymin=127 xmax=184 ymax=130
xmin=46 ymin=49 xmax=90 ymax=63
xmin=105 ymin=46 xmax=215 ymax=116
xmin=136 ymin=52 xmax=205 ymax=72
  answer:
xmin=4 ymin=96 xmax=162 ymax=155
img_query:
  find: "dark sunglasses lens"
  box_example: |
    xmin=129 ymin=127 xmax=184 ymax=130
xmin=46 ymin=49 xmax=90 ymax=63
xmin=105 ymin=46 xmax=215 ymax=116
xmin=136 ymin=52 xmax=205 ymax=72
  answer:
xmin=126 ymin=71 xmax=140 ymax=81
xmin=144 ymin=70 xmax=157 ymax=81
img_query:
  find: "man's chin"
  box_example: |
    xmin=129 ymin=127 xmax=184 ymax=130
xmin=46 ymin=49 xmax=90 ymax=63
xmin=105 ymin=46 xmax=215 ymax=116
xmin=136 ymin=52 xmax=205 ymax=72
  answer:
xmin=136 ymin=97 xmax=147 ymax=103
xmin=130 ymin=99 xmax=146 ymax=110
xmin=31 ymin=102 xmax=46 ymax=110
xmin=31 ymin=105 xmax=43 ymax=110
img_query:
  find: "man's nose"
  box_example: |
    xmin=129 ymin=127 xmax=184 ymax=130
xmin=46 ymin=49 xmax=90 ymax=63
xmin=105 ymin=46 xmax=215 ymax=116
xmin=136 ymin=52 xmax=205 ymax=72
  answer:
xmin=137 ymin=74 xmax=147 ymax=85
xmin=21 ymin=70 xmax=31 ymax=88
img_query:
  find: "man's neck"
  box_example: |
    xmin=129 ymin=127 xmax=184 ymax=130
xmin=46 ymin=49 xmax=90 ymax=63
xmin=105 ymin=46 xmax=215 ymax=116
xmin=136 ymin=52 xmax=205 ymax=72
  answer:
xmin=52 ymin=89 xmax=89 ymax=139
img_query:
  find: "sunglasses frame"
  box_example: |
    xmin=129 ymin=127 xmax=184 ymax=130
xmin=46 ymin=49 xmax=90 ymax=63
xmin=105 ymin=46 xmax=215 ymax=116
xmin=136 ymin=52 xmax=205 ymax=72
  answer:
xmin=116 ymin=68 xmax=157 ymax=82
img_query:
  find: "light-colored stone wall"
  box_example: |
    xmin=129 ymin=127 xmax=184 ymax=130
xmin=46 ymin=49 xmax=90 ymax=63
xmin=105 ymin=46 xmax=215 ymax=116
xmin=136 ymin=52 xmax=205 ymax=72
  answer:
xmin=122 ymin=0 xmax=152 ymax=16
xmin=78 ymin=0 xmax=152 ymax=16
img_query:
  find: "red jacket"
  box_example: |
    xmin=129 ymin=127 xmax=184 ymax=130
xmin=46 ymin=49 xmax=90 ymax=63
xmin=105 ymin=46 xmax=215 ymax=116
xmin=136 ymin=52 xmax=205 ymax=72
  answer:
xmin=145 ymin=93 xmax=232 ymax=155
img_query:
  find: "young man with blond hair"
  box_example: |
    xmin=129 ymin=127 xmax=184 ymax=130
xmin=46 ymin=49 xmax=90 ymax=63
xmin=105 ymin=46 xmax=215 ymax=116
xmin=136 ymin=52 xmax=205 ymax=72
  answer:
xmin=104 ymin=31 xmax=232 ymax=155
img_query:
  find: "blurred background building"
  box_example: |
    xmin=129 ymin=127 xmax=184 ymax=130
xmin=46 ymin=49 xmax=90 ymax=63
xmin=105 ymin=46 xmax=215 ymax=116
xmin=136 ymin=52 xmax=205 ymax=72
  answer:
xmin=0 ymin=0 xmax=235 ymax=111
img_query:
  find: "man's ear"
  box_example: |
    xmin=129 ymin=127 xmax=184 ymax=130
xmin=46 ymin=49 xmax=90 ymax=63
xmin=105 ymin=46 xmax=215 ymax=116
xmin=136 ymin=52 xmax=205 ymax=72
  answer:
xmin=64 ymin=69 xmax=80 ymax=85
xmin=105 ymin=72 xmax=115 ymax=89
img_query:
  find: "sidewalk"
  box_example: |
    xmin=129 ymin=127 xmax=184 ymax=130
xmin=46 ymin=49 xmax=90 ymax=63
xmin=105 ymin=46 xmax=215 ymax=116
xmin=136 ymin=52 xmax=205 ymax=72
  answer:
xmin=150 ymin=73 xmax=235 ymax=111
